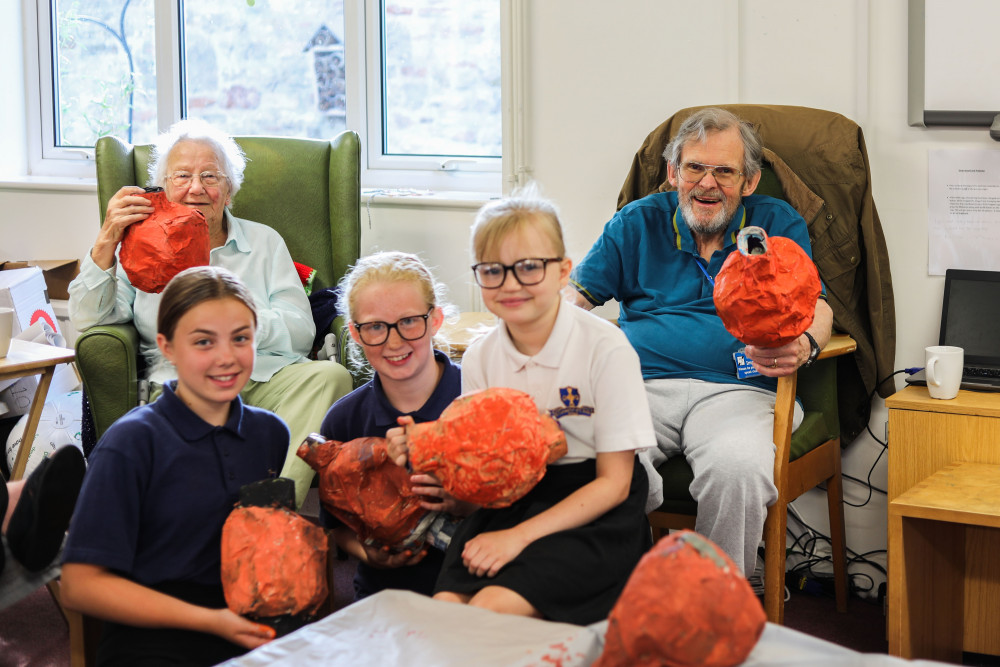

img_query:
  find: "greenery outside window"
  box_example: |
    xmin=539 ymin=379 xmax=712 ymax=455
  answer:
xmin=28 ymin=0 xmax=502 ymax=191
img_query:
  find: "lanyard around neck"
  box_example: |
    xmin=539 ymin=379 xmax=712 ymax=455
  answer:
xmin=694 ymin=257 xmax=715 ymax=287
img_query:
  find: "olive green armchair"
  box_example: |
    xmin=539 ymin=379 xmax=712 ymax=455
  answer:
xmin=76 ymin=131 xmax=361 ymax=442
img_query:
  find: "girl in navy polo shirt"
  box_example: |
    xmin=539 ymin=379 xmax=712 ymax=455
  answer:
xmin=61 ymin=266 xmax=284 ymax=666
xmin=319 ymin=251 xmax=472 ymax=600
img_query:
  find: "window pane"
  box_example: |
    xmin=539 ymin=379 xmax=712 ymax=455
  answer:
xmin=52 ymin=0 xmax=158 ymax=147
xmin=182 ymin=1 xmax=347 ymax=139
xmin=382 ymin=0 xmax=501 ymax=158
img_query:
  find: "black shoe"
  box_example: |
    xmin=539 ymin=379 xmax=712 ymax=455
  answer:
xmin=7 ymin=446 xmax=86 ymax=572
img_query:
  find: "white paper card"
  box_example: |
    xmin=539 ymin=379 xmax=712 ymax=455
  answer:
xmin=928 ymin=149 xmax=1000 ymax=275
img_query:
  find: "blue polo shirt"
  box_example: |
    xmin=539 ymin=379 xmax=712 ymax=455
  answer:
xmin=571 ymin=191 xmax=816 ymax=392
xmin=63 ymin=381 xmax=288 ymax=586
xmin=318 ymin=349 xmax=461 ymax=599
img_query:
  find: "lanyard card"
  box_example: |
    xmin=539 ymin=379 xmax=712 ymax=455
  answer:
xmin=733 ymin=351 xmax=761 ymax=379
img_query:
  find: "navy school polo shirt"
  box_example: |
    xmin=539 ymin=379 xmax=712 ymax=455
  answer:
xmin=63 ymin=381 xmax=289 ymax=586
xmin=320 ymin=350 xmax=462 ymax=443
xmin=317 ymin=350 xmax=461 ymax=598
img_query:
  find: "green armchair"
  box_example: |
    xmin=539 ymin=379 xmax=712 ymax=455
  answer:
xmin=77 ymin=131 xmax=361 ymax=442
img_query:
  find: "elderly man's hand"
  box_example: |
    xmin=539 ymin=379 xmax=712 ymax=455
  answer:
xmin=744 ymin=298 xmax=833 ymax=377
xmin=744 ymin=337 xmax=809 ymax=377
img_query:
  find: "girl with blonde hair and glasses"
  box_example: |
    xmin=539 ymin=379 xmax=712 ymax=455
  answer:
xmin=431 ymin=189 xmax=657 ymax=624
xmin=319 ymin=251 xmax=474 ymax=600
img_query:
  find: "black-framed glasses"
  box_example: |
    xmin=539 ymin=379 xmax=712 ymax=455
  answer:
xmin=168 ymin=171 xmax=228 ymax=188
xmin=677 ymin=161 xmax=744 ymax=187
xmin=352 ymin=307 xmax=434 ymax=345
xmin=471 ymin=257 xmax=563 ymax=289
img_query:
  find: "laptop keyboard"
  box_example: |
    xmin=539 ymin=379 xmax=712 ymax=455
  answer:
xmin=965 ymin=366 xmax=1000 ymax=378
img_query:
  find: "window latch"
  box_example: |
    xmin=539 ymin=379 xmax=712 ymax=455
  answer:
xmin=64 ymin=148 xmax=95 ymax=160
xmin=439 ymin=158 xmax=476 ymax=171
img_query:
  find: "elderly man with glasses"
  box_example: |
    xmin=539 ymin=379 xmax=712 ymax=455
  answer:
xmin=567 ymin=107 xmax=833 ymax=579
xmin=68 ymin=119 xmax=353 ymax=509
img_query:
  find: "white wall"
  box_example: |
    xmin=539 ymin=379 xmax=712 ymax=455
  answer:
xmin=3 ymin=0 xmax=997 ymax=596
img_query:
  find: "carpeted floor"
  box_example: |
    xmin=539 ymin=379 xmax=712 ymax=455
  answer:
xmin=0 ymin=583 xmax=70 ymax=667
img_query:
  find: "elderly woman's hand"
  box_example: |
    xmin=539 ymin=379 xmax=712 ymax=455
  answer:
xmin=90 ymin=186 xmax=155 ymax=270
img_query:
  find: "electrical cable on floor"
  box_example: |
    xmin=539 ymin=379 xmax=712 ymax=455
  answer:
xmin=784 ymin=367 xmax=920 ymax=598
xmin=785 ymin=507 xmax=887 ymax=598
xmin=842 ymin=473 xmax=887 ymax=496
xmin=843 ymin=445 xmax=887 ymax=508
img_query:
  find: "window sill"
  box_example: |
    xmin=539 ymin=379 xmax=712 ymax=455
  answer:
xmin=0 ymin=175 xmax=97 ymax=193
xmin=362 ymin=188 xmax=497 ymax=210
xmin=0 ymin=179 xmax=493 ymax=210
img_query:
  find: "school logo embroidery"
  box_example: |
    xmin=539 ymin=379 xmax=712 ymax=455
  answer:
xmin=549 ymin=386 xmax=595 ymax=419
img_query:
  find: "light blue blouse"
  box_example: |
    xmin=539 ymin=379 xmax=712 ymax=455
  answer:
xmin=68 ymin=209 xmax=314 ymax=384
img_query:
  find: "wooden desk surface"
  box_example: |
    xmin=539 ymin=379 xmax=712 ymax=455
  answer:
xmin=886 ymin=384 xmax=1000 ymax=418
xmin=440 ymin=312 xmax=496 ymax=356
xmin=891 ymin=462 xmax=1000 ymax=529
xmin=2 ymin=339 xmax=76 ymax=480
xmin=0 ymin=339 xmax=76 ymax=378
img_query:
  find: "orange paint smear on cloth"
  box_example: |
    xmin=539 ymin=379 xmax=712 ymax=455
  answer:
xmin=220 ymin=506 xmax=329 ymax=618
xmin=594 ymin=530 xmax=765 ymax=667
xmin=406 ymin=387 xmax=567 ymax=508
xmin=298 ymin=436 xmax=429 ymax=549
xmin=119 ymin=190 xmax=210 ymax=294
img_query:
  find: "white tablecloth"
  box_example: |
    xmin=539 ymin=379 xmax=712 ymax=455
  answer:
xmin=221 ymin=590 xmax=953 ymax=667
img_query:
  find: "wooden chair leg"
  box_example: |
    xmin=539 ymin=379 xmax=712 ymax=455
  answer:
xmin=323 ymin=533 xmax=338 ymax=617
xmin=763 ymin=499 xmax=788 ymax=625
xmin=47 ymin=578 xmax=101 ymax=667
xmin=826 ymin=451 xmax=849 ymax=613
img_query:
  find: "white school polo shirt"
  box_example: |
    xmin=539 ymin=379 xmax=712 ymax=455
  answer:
xmin=461 ymin=301 xmax=656 ymax=464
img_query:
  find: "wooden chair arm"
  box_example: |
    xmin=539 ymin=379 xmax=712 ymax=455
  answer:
xmin=773 ymin=333 xmax=857 ymax=480
xmin=818 ymin=333 xmax=857 ymax=360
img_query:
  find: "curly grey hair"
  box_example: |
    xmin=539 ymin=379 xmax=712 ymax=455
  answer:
xmin=147 ymin=118 xmax=247 ymax=199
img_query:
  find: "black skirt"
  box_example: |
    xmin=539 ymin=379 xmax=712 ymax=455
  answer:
xmin=96 ymin=581 xmax=247 ymax=667
xmin=433 ymin=457 xmax=652 ymax=625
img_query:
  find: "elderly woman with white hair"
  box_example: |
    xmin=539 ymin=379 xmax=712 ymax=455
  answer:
xmin=68 ymin=119 xmax=353 ymax=507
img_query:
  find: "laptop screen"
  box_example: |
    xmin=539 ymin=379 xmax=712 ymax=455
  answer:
xmin=941 ymin=269 xmax=1000 ymax=367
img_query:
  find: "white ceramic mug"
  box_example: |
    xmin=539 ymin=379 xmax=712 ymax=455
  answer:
xmin=925 ymin=345 xmax=963 ymax=400
xmin=0 ymin=307 xmax=12 ymax=359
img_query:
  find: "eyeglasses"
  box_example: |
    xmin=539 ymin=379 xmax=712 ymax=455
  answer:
xmin=167 ymin=171 xmax=228 ymax=189
xmin=352 ymin=308 xmax=434 ymax=345
xmin=471 ymin=258 xmax=563 ymax=289
xmin=677 ymin=162 xmax=744 ymax=187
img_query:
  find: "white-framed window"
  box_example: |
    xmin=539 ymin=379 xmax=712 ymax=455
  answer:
xmin=25 ymin=0 xmax=502 ymax=192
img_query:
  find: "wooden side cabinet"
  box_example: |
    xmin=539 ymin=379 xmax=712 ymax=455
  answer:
xmin=886 ymin=386 xmax=1000 ymax=658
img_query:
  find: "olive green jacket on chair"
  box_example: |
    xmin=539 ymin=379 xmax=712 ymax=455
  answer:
xmin=77 ymin=131 xmax=361 ymax=442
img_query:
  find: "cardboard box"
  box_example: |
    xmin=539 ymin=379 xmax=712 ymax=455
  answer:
xmin=0 ymin=259 xmax=80 ymax=301
xmin=0 ymin=267 xmax=79 ymax=417
xmin=0 ymin=267 xmax=63 ymax=338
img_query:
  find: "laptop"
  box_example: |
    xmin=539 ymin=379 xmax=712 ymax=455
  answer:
xmin=906 ymin=269 xmax=1000 ymax=392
